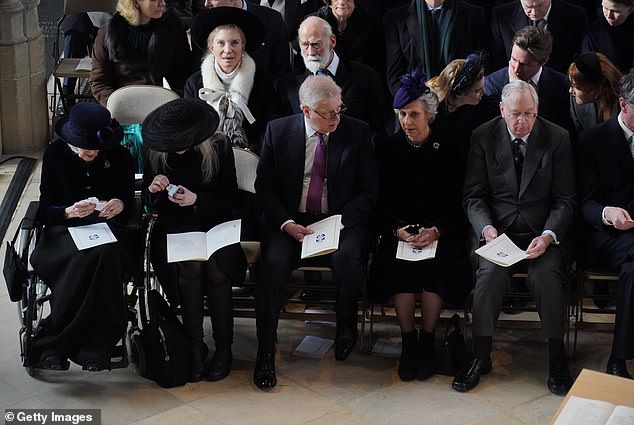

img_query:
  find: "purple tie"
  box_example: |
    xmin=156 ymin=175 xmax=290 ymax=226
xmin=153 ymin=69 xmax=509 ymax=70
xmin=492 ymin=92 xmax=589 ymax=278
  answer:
xmin=306 ymin=132 xmax=327 ymax=214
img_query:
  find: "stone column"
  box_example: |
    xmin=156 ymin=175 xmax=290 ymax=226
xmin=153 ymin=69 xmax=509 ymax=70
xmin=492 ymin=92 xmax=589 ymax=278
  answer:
xmin=0 ymin=0 xmax=49 ymax=155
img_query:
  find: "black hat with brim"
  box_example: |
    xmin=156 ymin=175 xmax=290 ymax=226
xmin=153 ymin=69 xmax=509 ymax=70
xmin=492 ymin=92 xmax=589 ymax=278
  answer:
xmin=55 ymin=102 xmax=123 ymax=150
xmin=142 ymin=98 xmax=220 ymax=153
xmin=190 ymin=7 xmax=266 ymax=54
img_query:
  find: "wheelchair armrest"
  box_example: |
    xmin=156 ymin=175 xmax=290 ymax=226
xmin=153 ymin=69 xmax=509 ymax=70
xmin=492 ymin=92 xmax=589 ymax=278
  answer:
xmin=20 ymin=201 xmax=40 ymax=232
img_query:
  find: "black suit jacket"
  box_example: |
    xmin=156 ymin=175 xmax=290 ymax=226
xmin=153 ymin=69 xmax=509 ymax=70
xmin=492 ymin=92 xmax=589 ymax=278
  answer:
xmin=277 ymin=58 xmax=391 ymax=141
xmin=489 ymin=0 xmax=588 ymax=73
xmin=255 ymin=114 xmax=378 ymax=231
xmin=384 ymin=0 xmax=488 ymax=96
xmin=580 ymin=16 xmax=634 ymax=74
xmin=463 ymin=116 xmax=576 ymax=239
xmin=248 ymin=0 xmax=321 ymax=40
xmin=484 ymin=66 xmax=574 ymax=137
xmin=578 ymin=116 xmax=634 ymax=231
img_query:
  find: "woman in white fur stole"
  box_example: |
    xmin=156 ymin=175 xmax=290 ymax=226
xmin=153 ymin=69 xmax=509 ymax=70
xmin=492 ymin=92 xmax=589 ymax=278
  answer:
xmin=185 ymin=7 xmax=289 ymax=153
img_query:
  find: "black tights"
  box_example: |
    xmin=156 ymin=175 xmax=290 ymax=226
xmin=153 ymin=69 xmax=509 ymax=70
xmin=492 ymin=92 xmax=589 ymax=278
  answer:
xmin=178 ymin=257 xmax=233 ymax=347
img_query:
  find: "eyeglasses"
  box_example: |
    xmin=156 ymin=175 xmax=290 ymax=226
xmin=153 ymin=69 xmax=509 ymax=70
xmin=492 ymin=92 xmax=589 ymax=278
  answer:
xmin=507 ymin=111 xmax=537 ymax=120
xmin=313 ymin=104 xmax=347 ymax=120
xmin=300 ymin=41 xmax=324 ymax=51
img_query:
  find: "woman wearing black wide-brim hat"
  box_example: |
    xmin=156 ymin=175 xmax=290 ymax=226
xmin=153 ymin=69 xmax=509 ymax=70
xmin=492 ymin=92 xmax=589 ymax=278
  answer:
xmin=29 ymin=102 xmax=135 ymax=372
xmin=185 ymin=6 xmax=289 ymax=153
xmin=142 ymin=98 xmax=247 ymax=382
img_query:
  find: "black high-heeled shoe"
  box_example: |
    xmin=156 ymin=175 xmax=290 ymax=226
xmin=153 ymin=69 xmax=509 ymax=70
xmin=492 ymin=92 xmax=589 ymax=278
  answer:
xmin=41 ymin=354 xmax=70 ymax=371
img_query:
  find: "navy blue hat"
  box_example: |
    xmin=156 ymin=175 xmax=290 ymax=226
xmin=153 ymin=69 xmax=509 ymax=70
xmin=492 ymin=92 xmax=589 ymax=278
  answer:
xmin=55 ymin=103 xmax=123 ymax=150
xmin=191 ymin=7 xmax=265 ymax=54
xmin=451 ymin=52 xmax=486 ymax=95
xmin=393 ymin=69 xmax=431 ymax=109
xmin=142 ymin=98 xmax=220 ymax=153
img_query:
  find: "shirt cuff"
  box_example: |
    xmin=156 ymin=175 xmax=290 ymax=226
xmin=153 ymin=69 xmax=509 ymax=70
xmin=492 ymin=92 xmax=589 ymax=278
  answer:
xmin=542 ymin=230 xmax=559 ymax=245
xmin=601 ymin=207 xmax=612 ymax=226
xmin=281 ymin=219 xmax=295 ymax=232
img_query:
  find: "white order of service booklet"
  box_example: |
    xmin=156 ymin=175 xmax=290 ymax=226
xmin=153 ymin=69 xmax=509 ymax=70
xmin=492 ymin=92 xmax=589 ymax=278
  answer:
xmin=396 ymin=240 xmax=438 ymax=261
xmin=68 ymin=223 xmax=118 ymax=250
xmin=167 ymin=219 xmax=241 ymax=263
xmin=474 ymin=233 xmax=529 ymax=267
xmin=301 ymin=214 xmax=342 ymax=259
xmin=553 ymin=396 xmax=634 ymax=425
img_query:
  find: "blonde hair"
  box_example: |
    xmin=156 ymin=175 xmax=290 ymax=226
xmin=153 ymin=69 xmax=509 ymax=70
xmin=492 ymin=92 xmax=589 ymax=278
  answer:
xmin=117 ymin=0 xmax=142 ymax=26
xmin=148 ymin=133 xmax=224 ymax=184
xmin=428 ymin=59 xmax=485 ymax=105
xmin=207 ymin=24 xmax=247 ymax=52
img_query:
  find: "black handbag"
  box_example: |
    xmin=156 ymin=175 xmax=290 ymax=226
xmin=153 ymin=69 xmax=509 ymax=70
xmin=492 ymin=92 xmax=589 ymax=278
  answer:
xmin=3 ymin=222 xmax=30 ymax=302
xmin=135 ymin=289 xmax=191 ymax=388
xmin=435 ymin=313 xmax=472 ymax=376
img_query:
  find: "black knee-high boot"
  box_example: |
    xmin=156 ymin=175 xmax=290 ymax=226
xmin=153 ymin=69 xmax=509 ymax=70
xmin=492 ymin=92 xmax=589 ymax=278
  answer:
xmin=179 ymin=277 xmax=208 ymax=382
xmin=206 ymin=279 xmax=234 ymax=381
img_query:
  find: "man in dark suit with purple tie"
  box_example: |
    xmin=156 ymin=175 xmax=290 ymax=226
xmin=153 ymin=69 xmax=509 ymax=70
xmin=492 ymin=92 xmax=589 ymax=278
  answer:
xmin=252 ymin=75 xmax=378 ymax=390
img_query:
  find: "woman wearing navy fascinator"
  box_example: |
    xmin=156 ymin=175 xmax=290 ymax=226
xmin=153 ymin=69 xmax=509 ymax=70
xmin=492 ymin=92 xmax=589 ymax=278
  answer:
xmin=369 ymin=69 xmax=471 ymax=382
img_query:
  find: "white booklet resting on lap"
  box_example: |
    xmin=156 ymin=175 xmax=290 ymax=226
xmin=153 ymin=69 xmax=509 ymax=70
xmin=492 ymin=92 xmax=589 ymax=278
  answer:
xmin=553 ymin=396 xmax=634 ymax=425
xmin=167 ymin=219 xmax=241 ymax=263
xmin=301 ymin=214 xmax=342 ymax=259
xmin=396 ymin=240 xmax=438 ymax=261
xmin=474 ymin=233 xmax=529 ymax=267
xmin=68 ymin=223 xmax=117 ymax=250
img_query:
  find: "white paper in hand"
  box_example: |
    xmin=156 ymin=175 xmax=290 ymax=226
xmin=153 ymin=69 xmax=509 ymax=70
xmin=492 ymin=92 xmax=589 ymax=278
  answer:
xmin=68 ymin=223 xmax=118 ymax=250
xmin=474 ymin=233 xmax=529 ymax=267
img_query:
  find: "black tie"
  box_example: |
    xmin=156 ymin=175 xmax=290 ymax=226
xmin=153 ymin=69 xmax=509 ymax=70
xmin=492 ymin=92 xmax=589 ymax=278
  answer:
xmin=512 ymin=138 xmax=524 ymax=184
xmin=268 ymin=0 xmax=275 ymax=7
xmin=316 ymin=68 xmax=334 ymax=79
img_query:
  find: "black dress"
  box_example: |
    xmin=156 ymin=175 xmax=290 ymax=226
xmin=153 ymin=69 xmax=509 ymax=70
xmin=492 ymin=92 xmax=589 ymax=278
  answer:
xmin=142 ymin=137 xmax=247 ymax=307
xmin=368 ymin=129 xmax=471 ymax=306
xmin=29 ymin=140 xmax=135 ymax=367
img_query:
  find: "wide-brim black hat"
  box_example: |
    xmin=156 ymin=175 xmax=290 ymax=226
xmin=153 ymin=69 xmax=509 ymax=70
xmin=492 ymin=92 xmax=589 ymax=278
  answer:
xmin=55 ymin=102 xmax=123 ymax=150
xmin=142 ymin=98 xmax=220 ymax=153
xmin=190 ymin=7 xmax=265 ymax=54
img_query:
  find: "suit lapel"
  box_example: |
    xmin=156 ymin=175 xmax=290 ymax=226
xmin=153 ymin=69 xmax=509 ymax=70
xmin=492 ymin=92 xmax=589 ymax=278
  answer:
xmin=520 ymin=119 xmax=547 ymax=196
xmin=406 ymin=2 xmax=426 ymax=67
xmin=492 ymin=119 xmax=520 ymax=195
xmin=288 ymin=115 xmax=308 ymax=204
xmin=606 ymin=118 xmax=634 ymax=172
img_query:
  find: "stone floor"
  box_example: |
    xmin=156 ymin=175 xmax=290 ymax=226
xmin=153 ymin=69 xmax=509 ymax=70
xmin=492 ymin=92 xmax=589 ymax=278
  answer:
xmin=0 ymin=156 xmax=626 ymax=425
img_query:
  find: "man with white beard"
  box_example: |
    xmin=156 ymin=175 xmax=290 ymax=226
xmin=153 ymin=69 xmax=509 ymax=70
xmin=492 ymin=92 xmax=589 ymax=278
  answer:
xmin=277 ymin=16 xmax=391 ymax=142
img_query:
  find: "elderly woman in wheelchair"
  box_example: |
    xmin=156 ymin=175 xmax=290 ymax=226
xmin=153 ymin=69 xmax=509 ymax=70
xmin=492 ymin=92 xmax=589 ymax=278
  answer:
xmin=28 ymin=103 xmax=135 ymax=372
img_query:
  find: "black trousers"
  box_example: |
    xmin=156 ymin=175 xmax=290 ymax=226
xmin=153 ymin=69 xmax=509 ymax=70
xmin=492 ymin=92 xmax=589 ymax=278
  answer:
xmin=255 ymin=218 xmax=370 ymax=353
xmin=588 ymin=229 xmax=634 ymax=359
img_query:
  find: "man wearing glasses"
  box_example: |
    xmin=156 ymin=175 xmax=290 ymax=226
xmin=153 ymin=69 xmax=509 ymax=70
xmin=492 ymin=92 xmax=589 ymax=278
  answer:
xmin=277 ymin=16 xmax=390 ymax=143
xmin=485 ymin=26 xmax=574 ymax=138
xmin=458 ymin=80 xmax=576 ymax=395
xmin=489 ymin=0 xmax=588 ymax=73
xmin=252 ymin=75 xmax=378 ymax=390
xmin=577 ymin=70 xmax=634 ymax=379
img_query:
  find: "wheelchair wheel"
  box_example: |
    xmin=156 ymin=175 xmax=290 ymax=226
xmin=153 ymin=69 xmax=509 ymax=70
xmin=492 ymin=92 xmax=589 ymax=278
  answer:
xmin=130 ymin=333 xmax=147 ymax=378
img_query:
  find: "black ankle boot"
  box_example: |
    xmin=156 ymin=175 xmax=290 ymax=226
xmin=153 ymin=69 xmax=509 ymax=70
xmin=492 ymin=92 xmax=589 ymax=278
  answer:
xmin=398 ymin=331 xmax=418 ymax=381
xmin=207 ymin=343 xmax=233 ymax=381
xmin=417 ymin=330 xmax=435 ymax=381
xmin=189 ymin=340 xmax=208 ymax=382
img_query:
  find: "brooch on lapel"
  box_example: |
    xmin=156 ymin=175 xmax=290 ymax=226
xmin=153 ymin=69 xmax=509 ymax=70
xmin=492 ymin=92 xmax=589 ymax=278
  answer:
xmin=432 ymin=142 xmax=440 ymax=150
xmin=103 ymin=160 xmax=111 ymax=170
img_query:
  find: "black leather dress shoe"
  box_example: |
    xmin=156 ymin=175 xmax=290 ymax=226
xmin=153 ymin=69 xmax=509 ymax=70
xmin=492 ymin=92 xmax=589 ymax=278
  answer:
xmin=452 ymin=357 xmax=492 ymax=393
xmin=607 ymin=359 xmax=632 ymax=379
xmin=334 ymin=325 xmax=358 ymax=361
xmin=82 ymin=360 xmax=109 ymax=372
xmin=41 ymin=354 xmax=70 ymax=371
xmin=253 ymin=352 xmax=277 ymax=390
xmin=548 ymin=364 xmax=573 ymax=395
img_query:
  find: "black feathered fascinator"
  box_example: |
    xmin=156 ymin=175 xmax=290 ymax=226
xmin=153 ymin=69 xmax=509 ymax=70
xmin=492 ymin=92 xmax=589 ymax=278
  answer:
xmin=451 ymin=52 xmax=487 ymax=95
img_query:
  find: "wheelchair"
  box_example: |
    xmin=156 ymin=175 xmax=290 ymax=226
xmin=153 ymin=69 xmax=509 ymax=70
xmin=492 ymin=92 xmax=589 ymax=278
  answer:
xmin=9 ymin=200 xmax=145 ymax=376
